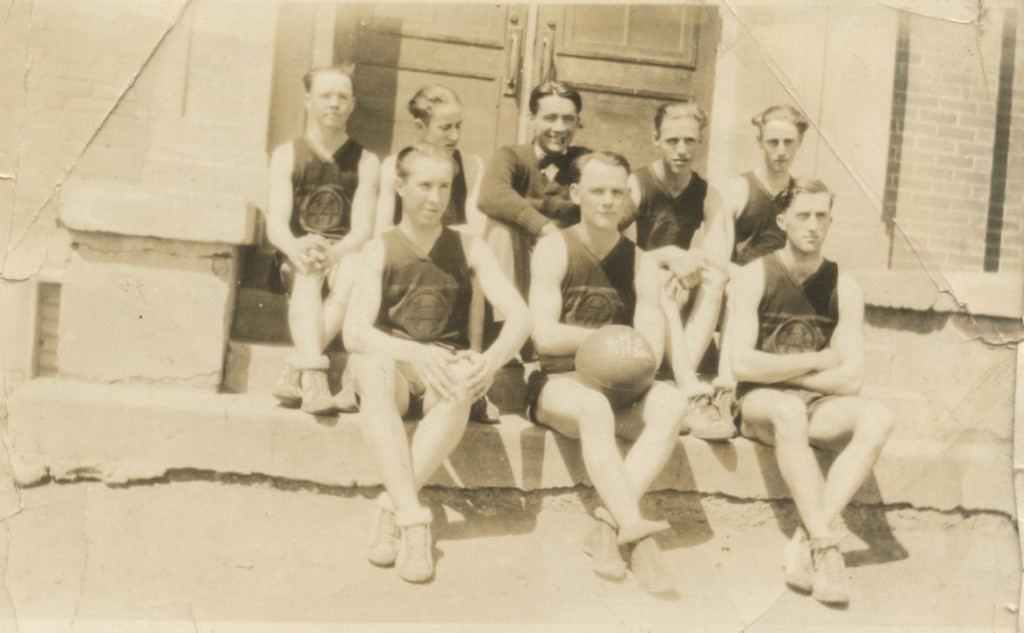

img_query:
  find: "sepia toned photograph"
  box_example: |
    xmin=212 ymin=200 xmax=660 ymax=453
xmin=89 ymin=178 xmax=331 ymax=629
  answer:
xmin=0 ymin=1 xmax=1021 ymax=631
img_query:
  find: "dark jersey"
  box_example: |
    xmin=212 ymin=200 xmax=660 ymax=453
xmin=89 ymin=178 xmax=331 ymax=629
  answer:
xmin=393 ymin=149 xmax=468 ymax=226
xmin=732 ymin=171 xmax=793 ymax=266
xmin=539 ymin=227 xmax=637 ymax=373
xmin=375 ymin=227 xmax=473 ymax=350
xmin=633 ymin=166 xmax=707 ymax=251
xmin=290 ymin=136 xmax=363 ymax=239
xmin=737 ymin=252 xmax=839 ymax=396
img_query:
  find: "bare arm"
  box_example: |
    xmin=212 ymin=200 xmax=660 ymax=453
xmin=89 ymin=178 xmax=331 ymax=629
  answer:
xmin=463 ymin=153 xmax=487 ymax=235
xmin=633 ymin=250 xmax=666 ymax=365
xmin=718 ymin=176 xmax=746 ymax=278
xmin=729 ymin=262 xmax=838 ymax=384
xmin=327 ymin=150 xmax=380 ymax=264
xmin=265 ymin=144 xmax=310 ymax=269
xmin=784 ymin=273 xmax=865 ymax=396
xmin=529 ymin=234 xmax=595 ymax=356
xmin=468 ymin=236 xmax=531 ymax=367
xmin=701 ymin=183 xmax=731 ymax=273
xmin=373 ymin=155 xmax=398 ymax=237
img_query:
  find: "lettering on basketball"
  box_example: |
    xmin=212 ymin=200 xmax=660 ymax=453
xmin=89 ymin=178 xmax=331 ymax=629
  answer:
xmin=605 ymin=331 xmax=654 ymax=360
xmin=764 ymin=317 xmax=826 ymax=354
xmin=300 ymin=184 xmax=349 ymax=234
xmin=397 ymin=288 xmax=451 ymax=340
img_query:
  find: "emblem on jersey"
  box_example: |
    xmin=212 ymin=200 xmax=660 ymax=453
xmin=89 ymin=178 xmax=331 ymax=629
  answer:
xmin=649 ymin=217 xmax=680 ymax=249
xmin=565 ymin=287 xmax=623 ymax=328
xmin=397 ymin=288 xmax=451 ymax=340
xmin=764 ymin=316 xmax=826 ymax=354
xmin=300 ymin=184 xmax=350 ymax=236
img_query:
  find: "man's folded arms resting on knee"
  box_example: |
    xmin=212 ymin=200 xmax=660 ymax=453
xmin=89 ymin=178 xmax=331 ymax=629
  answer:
xmin=341 ymin=144 xmax=530 ymax=583
xmin=729 ymin=178 xmax=894 ymax=606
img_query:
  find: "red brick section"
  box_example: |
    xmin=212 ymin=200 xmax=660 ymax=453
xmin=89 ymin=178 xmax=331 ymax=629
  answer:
xmin=889 ymin=12 xmax=1015 ymax=273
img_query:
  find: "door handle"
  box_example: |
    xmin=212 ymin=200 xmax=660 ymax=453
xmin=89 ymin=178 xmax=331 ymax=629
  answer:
xmin=503 ymin=28 xmax=522 ymax=96
xmin=540 ymin=36 xmax=553 ymax=83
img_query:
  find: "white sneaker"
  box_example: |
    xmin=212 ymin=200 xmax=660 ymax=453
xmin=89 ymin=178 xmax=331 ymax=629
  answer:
xmin=783 ymin=526 xmax=813 ymax=592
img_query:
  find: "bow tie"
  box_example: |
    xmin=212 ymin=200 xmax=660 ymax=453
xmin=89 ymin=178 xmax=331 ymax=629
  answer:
xmin=538 ymin=152 xmax=568 ymax=171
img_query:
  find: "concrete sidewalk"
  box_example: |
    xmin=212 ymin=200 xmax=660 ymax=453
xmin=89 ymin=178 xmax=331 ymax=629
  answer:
xmin=0 ymin=478 xmax=1017 ymax=633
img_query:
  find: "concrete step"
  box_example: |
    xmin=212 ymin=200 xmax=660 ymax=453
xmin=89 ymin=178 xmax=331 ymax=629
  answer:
xmin=224 ymin=340 xmax=925 ymax=441
xmin=8 ymin=378 xmax=1014 ymax=516
xmin=223 ymin=340 xmax=529 ymax=415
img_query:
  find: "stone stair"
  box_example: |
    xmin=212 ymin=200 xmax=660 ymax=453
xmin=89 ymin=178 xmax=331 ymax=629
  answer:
xmin=7 ymin=377 xmax=1014 ymax=517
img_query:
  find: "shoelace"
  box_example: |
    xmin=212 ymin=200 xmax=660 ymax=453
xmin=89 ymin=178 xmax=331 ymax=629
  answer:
xmin=818 ymin=546 xmax=843 ymax=584
xmin=307 ymin=371 xmax=330 ymax=394
xmin=374 ymin=509 xmax=396 ymax=545
xmin=408 ymin=525 xmax=428 ymax=558
xmin=714 ymin=389 xmax=735 ymax=421
xmin=694 ymin=393 xmax=721 ymax=423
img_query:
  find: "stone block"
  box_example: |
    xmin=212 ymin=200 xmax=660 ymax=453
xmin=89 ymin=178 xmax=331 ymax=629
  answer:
xmin=7 ymin=379 xmax=1015 ymax=516
xmin=57 ymin=232 xmax=237 ymax=390
xmin=60 ymin=179 xmax=260 ymax=246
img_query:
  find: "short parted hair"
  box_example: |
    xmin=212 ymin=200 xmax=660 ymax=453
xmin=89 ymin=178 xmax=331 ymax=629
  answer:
xmin=395 ymin=143 xmax=457 ymax=182
xmin=653 ymin=101 xmax=708 ymax=137
xmin=528 ymin=81 xmax=583 ymax=115
xmin=408 ymin=85 xmax=462 ymax=122
xmin=786 ymin=178 xmax=835 ymax=211
xmin=751 ymin=105 xmax=810 ymax=139
xmin=302 ymin=64 xmax=355 ymax=93
xmin=570 ymin=150 xmax=630 ymax=184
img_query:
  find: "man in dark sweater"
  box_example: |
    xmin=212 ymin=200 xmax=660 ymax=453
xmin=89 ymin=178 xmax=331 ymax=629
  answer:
xmin=478 ymin=81 xmax=590 ymax=301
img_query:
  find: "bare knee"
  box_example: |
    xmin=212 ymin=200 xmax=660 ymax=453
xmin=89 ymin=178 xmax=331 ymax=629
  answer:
xmin=350 ymin=354 xmax=397 ymax=393
xmin=771 ymin=396 xmax=810 ymax=443
xmin=575 ymin=393 xmax=616 ymax=437
xmin=855 ymin=401 xmax=894 ymax=448
xmin=644 ymin=385 xmax=686 ymax=439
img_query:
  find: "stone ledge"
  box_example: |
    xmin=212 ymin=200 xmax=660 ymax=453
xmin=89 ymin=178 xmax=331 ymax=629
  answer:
xmin=857 ymin=270 xmax=1023 ymax=319
xmin=6 ymin=378 xmax=1015 ymax=516
xmin=59 ymin=178 xmax=260 ymax=246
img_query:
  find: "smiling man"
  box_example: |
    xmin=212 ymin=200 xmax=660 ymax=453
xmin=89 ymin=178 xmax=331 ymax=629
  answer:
xmin=728 ymin=179 xmax=893 ymax=606
xmin=265 ymin=65 xmax=379 ymax=414
xmin=478 ymin=81 xmax=590 ymax=300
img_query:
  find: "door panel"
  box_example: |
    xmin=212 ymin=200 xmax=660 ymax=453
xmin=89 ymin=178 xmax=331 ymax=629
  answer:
xmin=346 ymin=3 xmax=527 ymax=162
xmin=535 ymin=4 xmax=720 ymax=173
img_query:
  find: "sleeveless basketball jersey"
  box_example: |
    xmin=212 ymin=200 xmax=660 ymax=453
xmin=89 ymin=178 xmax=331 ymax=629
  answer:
xmin=290 ymin=136 xmax=363 ymax=239
xmin=376 ymin=227 xmax=473 ymax=350
xmin=738 ymin=253 xmax=839 ymax=395
xmin=732 ymin=171 xmax=793 ymax=266
xmin=539 ymin=227 xmax=637 ymax=373
xmin=393 ymin=149 xmax=467 ymax=226
xmin=633 ymin=166 xmax=707 ymax=251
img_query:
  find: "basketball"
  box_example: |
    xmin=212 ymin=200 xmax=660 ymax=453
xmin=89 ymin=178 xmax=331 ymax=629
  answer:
xmin=575 ymin=325 xmax=658 ymax=406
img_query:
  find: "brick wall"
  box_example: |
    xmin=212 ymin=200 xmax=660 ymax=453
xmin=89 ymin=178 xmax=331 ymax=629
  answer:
xmin=890 ymin=12 xmax=1020 ymax=273
xmin=1003 ymin=19 xmax=1024 ymax=272
xmin=0 ymin=0 xmax=182 ymax=279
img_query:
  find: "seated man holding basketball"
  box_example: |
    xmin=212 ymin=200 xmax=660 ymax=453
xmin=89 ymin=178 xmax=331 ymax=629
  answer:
xmin=343 ymin=144 xmax=531 ymax=583
xmin=729 ymin=178 xmax=894 ymax=606
xmin=528 ymin=151 xmax=688 ymax=594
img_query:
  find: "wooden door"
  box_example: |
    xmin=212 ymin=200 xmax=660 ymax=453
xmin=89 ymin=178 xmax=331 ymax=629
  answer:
xmin=344 ymin=3 xmax=528 ymax=161
xmin=533 ymin=4 xmax=721 ymax=174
